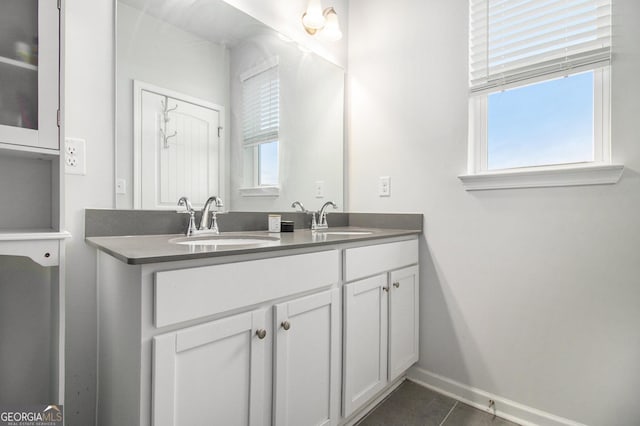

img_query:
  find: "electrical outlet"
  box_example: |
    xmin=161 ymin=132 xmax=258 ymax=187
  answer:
xmin=315 ymin=180 xmax=325 ymax=198
xmin=66 ymin=144 xmax=77 ymax=155
xmin=116 ymin=178 xmax=127 ymax=195
xmin=379 ymin=176 xmax=391 ymax=197
xmin=65 ymin=138 xmax=86 ymax=175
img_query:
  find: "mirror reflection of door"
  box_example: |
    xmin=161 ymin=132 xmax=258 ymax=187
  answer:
xmin=135 ymin=82 xmax=224 ymax=209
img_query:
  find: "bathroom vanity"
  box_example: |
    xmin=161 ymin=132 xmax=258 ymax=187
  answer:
xmin=88 ymin=218 xmax=420 ymax=426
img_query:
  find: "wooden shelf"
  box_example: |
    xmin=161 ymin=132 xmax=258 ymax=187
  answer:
xmin=0 ymin=55 xmax=38 ymax=71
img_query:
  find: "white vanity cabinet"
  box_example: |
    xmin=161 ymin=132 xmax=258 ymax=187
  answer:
xmin=97 ymin=248 xmax=342 ymax=426
xmin=343 ymin=274 xmax=389 ymax=417
xmin=95 ymin=234 xmax=419 ymax=426
xmin=152 ymin=309 xmax=268 ymax=426
xmin=273 ymin=289 xmax=341 ymax=426
xmin=342 ymin=240 xmax=419 ymax=417
xmin=151 ymin=288 xmax=341 ymax=426
xmin=388 ymin=265 xmax=420 ymax=382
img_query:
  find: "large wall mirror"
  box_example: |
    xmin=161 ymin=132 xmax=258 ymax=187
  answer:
xmin=116 ymin=0 xmax=344 ymax=212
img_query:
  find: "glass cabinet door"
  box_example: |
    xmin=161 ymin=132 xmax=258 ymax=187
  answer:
xmin=0 ymin=0 xmax=59 ymax=151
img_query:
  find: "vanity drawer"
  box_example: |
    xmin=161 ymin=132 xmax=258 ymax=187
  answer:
xmin=155 ymin=250 xmax=339 ymax=327
xmin=344 ymin=238 xmax=418 ymax=282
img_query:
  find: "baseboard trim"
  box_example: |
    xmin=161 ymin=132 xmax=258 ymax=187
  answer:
xmin=407 ymin=367 xmax=587 ymax=426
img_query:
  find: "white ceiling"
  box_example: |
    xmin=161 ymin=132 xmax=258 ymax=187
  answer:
xmin=119 ymin=0 xmax=270 ymax=47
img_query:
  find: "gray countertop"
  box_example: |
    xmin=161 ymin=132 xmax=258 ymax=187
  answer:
xmin=86 ymin=227 xmax=421 ymax=265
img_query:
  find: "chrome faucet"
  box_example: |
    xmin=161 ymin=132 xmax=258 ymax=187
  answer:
xmin=291 ymin=201 xmax=307 ymax=212
xmin=177 ymin=196 xmax=224 ymax=236
xmin=313 ymin=201 xmax=337 ymax=230
xmin=199 ymin=196 xmax=224 ymax=231
xmin=177 ymin=196 xmax=197 ymax=236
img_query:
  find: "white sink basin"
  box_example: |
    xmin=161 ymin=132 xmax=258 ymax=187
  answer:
xmin=170 ymin=235 xmax=279 ymax=246
xmin=317 ymin=231 xmax=373 ymax=236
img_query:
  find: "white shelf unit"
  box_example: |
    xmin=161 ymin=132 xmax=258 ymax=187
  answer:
xmin=0 ymin=55 xmax=39 ymax=72
xmin=0 ymin=0 xmax=65 ymax=407
xmin=0 ymin=232 xmax=70 ymax=267
xmin=0 ymin=232 xmax=69 ymax=405
xmin=0 ymin=0 xmax=59 ymax=151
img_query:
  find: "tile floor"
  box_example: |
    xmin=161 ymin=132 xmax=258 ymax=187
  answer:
xmin=357 ymin=380 xmax=520 ymax=426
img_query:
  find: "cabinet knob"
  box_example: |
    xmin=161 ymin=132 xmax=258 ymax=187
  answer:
xmin=383 ymin=286 xmax=389 ymax=292
xmin=281 ymin=321 xmax=291 ymax=331
xmin=255 ymin=329 xmax=267 ymax=339
xmin=393 ymin=281 xmax=400 ymax=288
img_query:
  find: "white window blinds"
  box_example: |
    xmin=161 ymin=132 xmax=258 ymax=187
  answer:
xmin=241 ymin=59 xmax=280 ymax=147
xmin=469 ymin=0 xmax=611 ymax=93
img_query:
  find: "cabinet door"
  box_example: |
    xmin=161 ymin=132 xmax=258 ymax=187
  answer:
xmin=342 ymin=275 xmax=388 ymax=417
xmin=152 ymin=309 xmax=267 ymax=426
xmin=0 ymin=0 xmax=59 ymax=150
xmin=274 ymin=289 xmax=340 ymax=426
xmin=388 ymin=265 xmax=419 ymax=381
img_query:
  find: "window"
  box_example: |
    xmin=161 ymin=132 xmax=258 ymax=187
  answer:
xmin=241 ymin=58 xmax=280 ymax=191
xmin=462 ymin=0 xmax=622 ymax=190
xmin=487 ymin=71 xmax=597 ymax=170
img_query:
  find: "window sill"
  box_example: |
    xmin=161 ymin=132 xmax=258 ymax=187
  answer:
xmin=458 ymin=163 xmax=624 ymax=191
xmin=238 ymin=186 xmax=280 ymax=197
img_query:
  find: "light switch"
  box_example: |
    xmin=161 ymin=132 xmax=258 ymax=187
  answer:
xmin=116 ymin=178 xmax=127 ymax=195
xmin=315 ymin=180 xmax=325 ymax=198
xmin=379 ymin=176 xmax=391 ymax=197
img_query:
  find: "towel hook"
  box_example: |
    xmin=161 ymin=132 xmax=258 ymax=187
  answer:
xmin=160 ymin=97 xmax=178 ymax=148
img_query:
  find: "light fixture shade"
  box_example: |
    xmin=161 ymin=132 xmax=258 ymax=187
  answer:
xmin=302 ymin=0 xmax=326 ymax=31
xmin=320 ymin=7 xmax=342 ymax=41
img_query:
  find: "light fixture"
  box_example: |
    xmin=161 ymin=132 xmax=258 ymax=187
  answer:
xmin=320 ymin=7 xmax=342 ymax=41
xmin=302 ymin=0 xmax=326 ymax=32
xmin=301 ymin=0 xmax=343 ymax=41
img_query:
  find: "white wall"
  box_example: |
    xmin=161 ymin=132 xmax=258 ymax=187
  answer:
xmin=116 ymin=2 xmax=230 ymax=209
xmin=347 ymin=1 xmax=640 ymax=425
xmin=64 ymin=0 xmax=114 ymax=424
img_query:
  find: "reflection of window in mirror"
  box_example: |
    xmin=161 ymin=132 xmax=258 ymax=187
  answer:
xmin=241 ymin=58 xmax=280 ymax=188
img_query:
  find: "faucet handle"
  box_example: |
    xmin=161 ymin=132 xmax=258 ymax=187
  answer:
xmin=177 ymin=196 xmax=194 ymax=213
xmin=209 ymin=211 xmax=220 ymax=234
xmin=291 ymin=201 xmax=307 ymax=212
xmin=185 ymin=210 xmax=197 ymax=236
xmin=178 ymin=197 xmax=197 ymax=236
xmin=323 ymin=201 xmax=338 ymax=211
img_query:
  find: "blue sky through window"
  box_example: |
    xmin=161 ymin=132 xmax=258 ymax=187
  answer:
xmin=487 ymin=72 xmax=594 ymax=170
xmin=259 ymin=141 xmax=279 ymax=185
